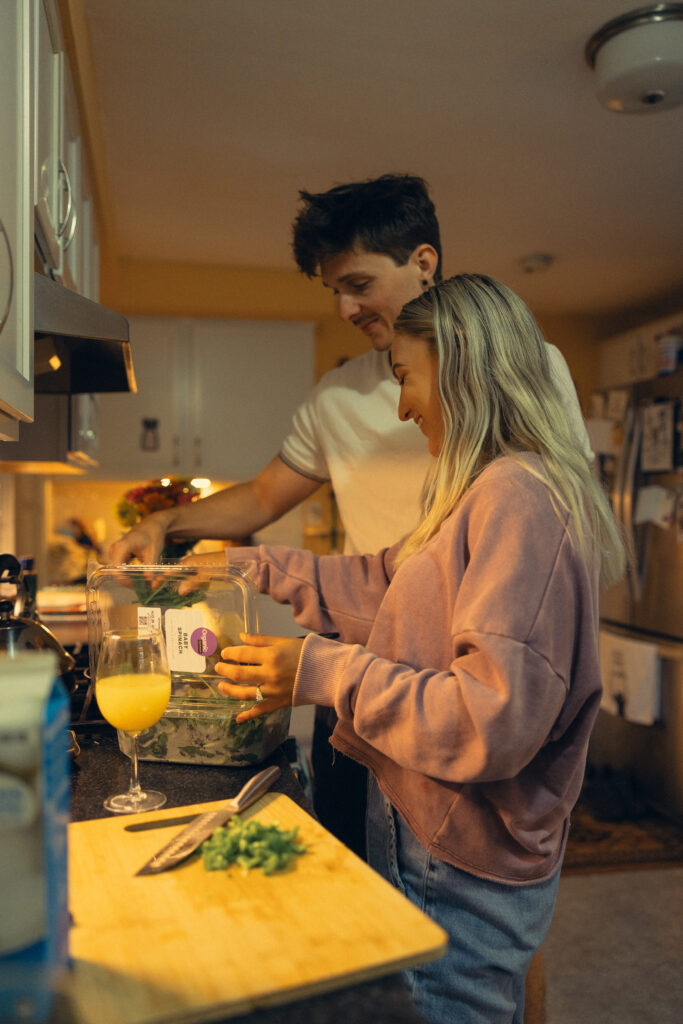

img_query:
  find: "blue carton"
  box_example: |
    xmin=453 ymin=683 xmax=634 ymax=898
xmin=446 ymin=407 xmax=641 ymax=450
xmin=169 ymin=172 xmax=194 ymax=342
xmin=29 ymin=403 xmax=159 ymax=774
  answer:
xmin=0 ymin=651 xmax=70 ymax=1023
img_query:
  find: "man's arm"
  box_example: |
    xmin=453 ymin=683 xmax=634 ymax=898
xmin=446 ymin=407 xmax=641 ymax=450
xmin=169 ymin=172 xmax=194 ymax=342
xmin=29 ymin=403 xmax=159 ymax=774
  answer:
xmin=108 ymin=455 xmax=322 ymax=564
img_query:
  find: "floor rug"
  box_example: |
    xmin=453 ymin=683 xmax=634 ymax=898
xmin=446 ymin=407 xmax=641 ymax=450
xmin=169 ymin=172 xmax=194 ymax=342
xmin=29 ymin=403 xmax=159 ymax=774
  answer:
xmin=563 ymin=803 xmax=683 ymax=872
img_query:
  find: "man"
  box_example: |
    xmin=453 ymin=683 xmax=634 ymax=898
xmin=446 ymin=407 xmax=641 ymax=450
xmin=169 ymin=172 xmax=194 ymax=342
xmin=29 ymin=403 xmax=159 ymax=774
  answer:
xmin=109 ymin=176 xmax=444 ymax=566
xmin=110 ymin=174 xmax=592 ymax=859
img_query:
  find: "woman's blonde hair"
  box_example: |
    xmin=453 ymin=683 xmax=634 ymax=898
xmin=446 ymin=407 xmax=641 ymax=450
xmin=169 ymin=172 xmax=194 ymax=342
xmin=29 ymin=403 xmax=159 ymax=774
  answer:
xmin=393 ymin=274 xmax=625 ymax=587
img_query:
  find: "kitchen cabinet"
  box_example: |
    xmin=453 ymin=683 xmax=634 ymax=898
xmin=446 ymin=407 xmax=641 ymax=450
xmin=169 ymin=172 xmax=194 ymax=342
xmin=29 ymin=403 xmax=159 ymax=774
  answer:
xmin=33 ymin=0 xmax=96 ymax=292
xmin=597 ymin=310 xmax=683 ymax=387
xmin=94 ymin=318 xmax=187 ymax=477
xmin=33 ymin=0 xmax=64 ymax=272
xmin=93 ymin=317 xmax=314 ymax=481
xmin=0 ymin=0 xmax=102 ymax=444
xmin=0 ymin=0 xmax=34 ymax=434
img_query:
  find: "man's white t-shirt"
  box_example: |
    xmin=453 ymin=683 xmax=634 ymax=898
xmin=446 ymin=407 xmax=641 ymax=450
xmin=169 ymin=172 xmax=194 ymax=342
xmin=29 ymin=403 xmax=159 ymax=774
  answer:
xmin=279 ymin=345 xmax=591 ymax=556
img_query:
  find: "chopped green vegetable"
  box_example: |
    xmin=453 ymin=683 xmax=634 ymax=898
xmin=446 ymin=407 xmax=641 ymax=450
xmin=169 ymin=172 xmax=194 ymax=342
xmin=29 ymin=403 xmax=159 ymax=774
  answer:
xmin=201 ymin=815 xmax=306 ymax=875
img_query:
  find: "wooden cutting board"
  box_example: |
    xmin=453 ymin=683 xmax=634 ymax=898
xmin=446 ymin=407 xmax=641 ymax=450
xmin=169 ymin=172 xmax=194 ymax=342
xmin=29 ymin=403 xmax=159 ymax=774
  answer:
xmin=64 ymin=793 xmax=448 ymax=1023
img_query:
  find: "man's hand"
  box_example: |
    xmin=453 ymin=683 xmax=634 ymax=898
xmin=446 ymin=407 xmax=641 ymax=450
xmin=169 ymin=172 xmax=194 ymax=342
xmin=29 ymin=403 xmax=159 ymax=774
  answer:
xmin=108 ymin=509 xmax=176 ymax=564
xmin=216 ymin=633 xmax=305 ymax=722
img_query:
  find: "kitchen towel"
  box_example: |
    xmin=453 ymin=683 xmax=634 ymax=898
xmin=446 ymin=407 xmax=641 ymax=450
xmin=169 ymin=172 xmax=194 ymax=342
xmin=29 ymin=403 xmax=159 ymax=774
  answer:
xmin=599 ymin=630 xmax=661 ymax=726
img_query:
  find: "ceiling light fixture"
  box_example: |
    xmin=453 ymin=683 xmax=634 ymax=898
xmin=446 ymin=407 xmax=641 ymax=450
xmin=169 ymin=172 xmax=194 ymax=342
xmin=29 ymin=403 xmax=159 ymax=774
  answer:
xmin=585 ymin=3 xmax=683 ymax=113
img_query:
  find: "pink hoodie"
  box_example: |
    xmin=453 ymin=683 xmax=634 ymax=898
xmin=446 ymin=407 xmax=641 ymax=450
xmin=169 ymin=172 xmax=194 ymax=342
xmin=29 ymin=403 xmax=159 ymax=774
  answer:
xmin=227 ymin=454 xmax=602 ymax=885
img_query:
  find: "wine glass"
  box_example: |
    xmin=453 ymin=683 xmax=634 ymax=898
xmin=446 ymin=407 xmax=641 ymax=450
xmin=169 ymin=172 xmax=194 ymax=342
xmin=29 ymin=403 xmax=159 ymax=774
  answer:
xmin=95 ymin=627 xmax=172 ymax=814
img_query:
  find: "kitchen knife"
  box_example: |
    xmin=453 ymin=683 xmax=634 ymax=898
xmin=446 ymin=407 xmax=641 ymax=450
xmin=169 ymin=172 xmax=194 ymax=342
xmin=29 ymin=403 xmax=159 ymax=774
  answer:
xmin=134 ymin=764 xmax=281 ymax=876
xmin=125 ymin=812 xmax=200 ymax=832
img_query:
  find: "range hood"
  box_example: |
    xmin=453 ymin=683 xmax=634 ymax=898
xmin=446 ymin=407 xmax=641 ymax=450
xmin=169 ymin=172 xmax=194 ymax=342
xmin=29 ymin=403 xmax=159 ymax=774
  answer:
xmin=34 ymin=273 xmax=136 ymax=394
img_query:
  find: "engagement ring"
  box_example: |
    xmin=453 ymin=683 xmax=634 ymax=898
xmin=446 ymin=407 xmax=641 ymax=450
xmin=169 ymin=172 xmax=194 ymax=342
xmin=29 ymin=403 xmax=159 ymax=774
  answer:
xmin=255 ymin=684 xmax=265 ymax=703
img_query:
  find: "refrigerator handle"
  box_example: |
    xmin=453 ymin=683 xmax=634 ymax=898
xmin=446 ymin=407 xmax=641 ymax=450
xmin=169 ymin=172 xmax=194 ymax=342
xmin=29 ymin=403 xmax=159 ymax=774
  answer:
xmin=612 ymin=404 xmax=634 ymax=532
xmin=622 ymin=407 xmax=638 ymax=541
xmin=623 ymin=408 xmax=644 ymax=604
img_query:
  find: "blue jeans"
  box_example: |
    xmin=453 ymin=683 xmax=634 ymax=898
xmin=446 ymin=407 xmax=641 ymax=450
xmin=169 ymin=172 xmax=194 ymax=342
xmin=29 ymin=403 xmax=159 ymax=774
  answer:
xmin=366 ymin=775 xmax=560 ymax=1024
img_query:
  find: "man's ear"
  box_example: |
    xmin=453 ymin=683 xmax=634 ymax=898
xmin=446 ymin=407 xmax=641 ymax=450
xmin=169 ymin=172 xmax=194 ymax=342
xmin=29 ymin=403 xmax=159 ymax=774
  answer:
xmin=413 ymin=244 xmax=439 ymax=284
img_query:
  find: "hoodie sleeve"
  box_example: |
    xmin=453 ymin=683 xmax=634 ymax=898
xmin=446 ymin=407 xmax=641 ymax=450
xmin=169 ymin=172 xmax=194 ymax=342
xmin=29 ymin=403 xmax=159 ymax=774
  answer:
xmin=226 ymin=543 xmax=399 ymax=645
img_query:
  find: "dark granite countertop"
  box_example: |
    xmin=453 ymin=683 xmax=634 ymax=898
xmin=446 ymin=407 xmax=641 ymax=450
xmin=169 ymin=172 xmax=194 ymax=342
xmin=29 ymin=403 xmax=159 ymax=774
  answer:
xmin=69 ymin=729 xmax=312 ymax=821
xmin=68 ymin=729 xmax=426 ymax=1024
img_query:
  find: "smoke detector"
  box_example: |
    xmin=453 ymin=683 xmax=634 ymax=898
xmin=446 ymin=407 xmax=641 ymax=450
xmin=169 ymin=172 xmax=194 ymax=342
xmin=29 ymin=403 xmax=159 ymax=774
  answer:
xmin=585 ymin=3 xmax=683 ymax=113
xmin=518 ymin=253 xmax=556 ymax=275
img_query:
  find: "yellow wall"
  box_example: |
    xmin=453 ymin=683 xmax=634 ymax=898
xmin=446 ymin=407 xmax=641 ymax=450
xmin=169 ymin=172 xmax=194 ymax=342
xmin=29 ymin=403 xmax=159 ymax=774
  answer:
xmin=537 ymin=312 xmax=605 ymax=414
xmin=313 ymin=316 xmax=371 ymax=379
xmin=113 ymin=261 xmax=335 ymax=323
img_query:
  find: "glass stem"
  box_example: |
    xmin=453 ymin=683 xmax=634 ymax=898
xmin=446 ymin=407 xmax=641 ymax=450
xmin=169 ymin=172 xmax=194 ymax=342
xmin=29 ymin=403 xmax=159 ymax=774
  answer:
xmin=128 ymin=731 xmax=143 ymax=798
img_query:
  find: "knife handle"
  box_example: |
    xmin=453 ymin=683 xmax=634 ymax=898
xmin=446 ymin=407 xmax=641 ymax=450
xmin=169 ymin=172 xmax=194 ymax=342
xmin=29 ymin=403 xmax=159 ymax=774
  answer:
xmin=232 ymin=764 xmax=281 ymax=813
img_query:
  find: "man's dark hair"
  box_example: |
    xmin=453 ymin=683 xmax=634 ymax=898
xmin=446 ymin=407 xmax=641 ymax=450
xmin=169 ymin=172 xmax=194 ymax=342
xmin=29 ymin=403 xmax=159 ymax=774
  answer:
xmin=291 ymin=174 xmax=442 ymax=281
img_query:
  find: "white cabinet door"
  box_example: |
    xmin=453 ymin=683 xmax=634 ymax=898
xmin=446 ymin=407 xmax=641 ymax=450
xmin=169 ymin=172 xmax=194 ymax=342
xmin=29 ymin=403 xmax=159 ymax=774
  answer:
xmin=33 ymin=0 xmax=64 ymax=271
xmin=61 ymin=59 xmax=83 ymax=290
xmin=94 ymin=318 xmax=188 ymax=479
xmin=0 ymin=0 xmax=34 ymax=432
xmin=189 ymin=320 xmax=314 ymax=480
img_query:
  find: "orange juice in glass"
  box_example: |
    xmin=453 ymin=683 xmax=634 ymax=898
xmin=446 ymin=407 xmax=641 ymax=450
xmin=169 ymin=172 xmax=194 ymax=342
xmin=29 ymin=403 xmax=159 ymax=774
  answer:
xmin=95 ymin=628 xmax=171 ymax=813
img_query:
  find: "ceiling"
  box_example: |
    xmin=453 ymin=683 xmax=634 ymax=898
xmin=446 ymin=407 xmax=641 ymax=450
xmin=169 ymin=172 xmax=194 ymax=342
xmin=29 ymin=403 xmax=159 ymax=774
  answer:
xmin=81 ymin=0 xmax=683 ymax=321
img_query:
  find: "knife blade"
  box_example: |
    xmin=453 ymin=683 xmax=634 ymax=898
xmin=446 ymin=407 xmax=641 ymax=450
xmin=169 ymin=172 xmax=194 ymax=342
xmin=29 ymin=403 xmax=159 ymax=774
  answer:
xmin=124 ymin=812 xmax=201 ymax=832
xmin=134 ymin=764 xmax=281 ymax=876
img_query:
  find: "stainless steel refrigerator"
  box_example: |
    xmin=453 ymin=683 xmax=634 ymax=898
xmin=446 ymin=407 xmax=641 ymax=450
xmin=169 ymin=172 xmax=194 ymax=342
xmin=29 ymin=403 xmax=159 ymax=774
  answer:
xmin=591 ymin=364 xmax=683 ymax=818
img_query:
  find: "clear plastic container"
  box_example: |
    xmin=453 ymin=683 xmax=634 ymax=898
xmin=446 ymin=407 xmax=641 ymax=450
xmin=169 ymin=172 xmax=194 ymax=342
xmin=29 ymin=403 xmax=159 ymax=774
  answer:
xmin=85 ymin=564 xmax=291 ymax=766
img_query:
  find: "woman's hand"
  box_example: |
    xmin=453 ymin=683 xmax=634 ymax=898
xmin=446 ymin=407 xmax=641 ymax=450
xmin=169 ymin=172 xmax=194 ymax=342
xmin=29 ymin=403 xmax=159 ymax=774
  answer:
xmin=179 ymin=551 xmax=229 ymax=569
xmin=216 ymin=633 xmax=304 ymax=722
xmin=174 ymin=550 xmax=230 ymax=594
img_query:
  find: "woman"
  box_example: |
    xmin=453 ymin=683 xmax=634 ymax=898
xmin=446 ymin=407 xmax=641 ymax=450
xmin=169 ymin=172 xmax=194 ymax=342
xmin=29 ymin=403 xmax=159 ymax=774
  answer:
xmin=195 ymin=274 xmax=625 ymax=1023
